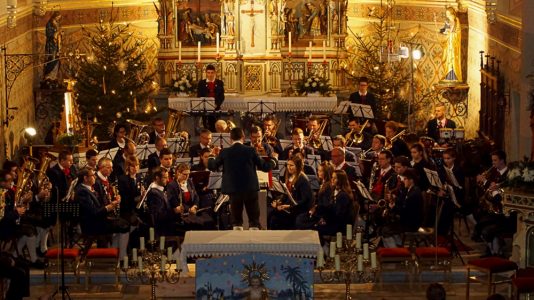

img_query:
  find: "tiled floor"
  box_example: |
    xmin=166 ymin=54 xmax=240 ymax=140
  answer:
xmin=22 ymin=218 xmax=515 ymax=299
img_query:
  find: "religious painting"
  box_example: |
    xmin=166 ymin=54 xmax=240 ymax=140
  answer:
xmin=176 ymin=0 xmax=221 ymax=45
xmin=195 ymin=253 xmax=314 ymax=299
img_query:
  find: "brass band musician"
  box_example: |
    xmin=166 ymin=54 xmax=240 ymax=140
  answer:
xmin=148 ymin=117 xmax=166 ymax=144
xmin=189 ymin=128 xmax=213 ymax=158
xmin=332 ymin=135 xmax=357 ymax=162
xmin=384 ymin=121 xmax=410 ymax=158
xmin=346 ymin=118 xmax=372 ymax=150
xmin=262 ymin=115 xmax=283 ymax=156
xmin=147 ymin=137 xmax=167 ymax=171
xmin=247 ymin=126 xmax=275 ymax=158
xmin=370 ymin=150 xmax=396 ymax=201
xmin=280 ymin=128 xmax=315 ymax=161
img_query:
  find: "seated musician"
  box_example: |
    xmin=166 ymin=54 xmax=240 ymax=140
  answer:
xmin=269 ymin=154 xmax=313 ymax=229
xmin=85 ymin=149 xmax=99 ymax=169
xmin=144 ymin=167 xmax=176 ymax=236
xmin=315 ymin=170 xmax=357 ymax=244
xmin=155 ymin=148 xmax=174 ymax=180
xmin=2 ymin=160 xmax=18 ymax=184
xmin=189 ymin=128 xmax=212 ymax=158
xmin=295 ymin=161 xmax=334 ymax=230
xmin=94 ymin=157 xmax=115 ymax=206
xmin=191 ymin=148 xmax=217 ymax=216
xmin=192 ymin=148 xmax=211 ymax=171
xmin=425 ymin=103 xmax=456 ymax=144
xmin=364 ymin=134 xmax=386 ymax=161
xmin=409 ymin=143 xmax=435 ymax=192
xmin=247 ymin=126 xmax=275 ymax=158
xmin=167 ymin=163 xmax=214 ymax=230
xmin=346 ymin=118 xmax=373 ymax=150
xmin=215 ymin=119 xmax=228 ymax=133
xmin=370 ymin=150 xmax=397 ymax=201
xmin=391 ymin=156 xmax=410 ymax=196
xmin=147 ymin=137 xmax=167 ymax=171
xmin=76 ymin=167 xmax=129 ymax=255
xmin=148 ymin=117 xmax=166 ymax=144
xmin=27 ymin=181 xmax=53 ymax=258
xmin=380 ymin=168 xmax=423 ymax=248
xmin=330 ymin=147 xmax=358 ymax=183
xmin=112 ymin=140 xmax=136 ymax=181
xmin=280 ymin=128 xmax=315 ymax=161
xmin=384 ymin=121 xmax=410 ymax=158
xmin=117 ymin=156 xmax=143 ymax=228
xmin=263 ymin=115 xmax=283 ymax=156
xmin=46 ymin=150 xmax=77 ymax=203
xmin=332 ymin=135 xmax=357 ymax=162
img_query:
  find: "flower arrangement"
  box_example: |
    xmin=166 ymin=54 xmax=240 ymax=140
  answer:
xmin=503 ymin=157 xmax=534 ymax=191
xmin=171 ymin=76 xmax=196 ymax=95
xmin=296 ymin=75 xmax=331 ymax=95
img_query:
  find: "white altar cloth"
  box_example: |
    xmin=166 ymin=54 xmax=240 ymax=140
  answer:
xmin=179 ymin=230 xmax=321 ymax=272
xmin=168 ymin=95 xmax=337 ymax=112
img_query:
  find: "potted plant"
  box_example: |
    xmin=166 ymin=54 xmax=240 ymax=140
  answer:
xmin=296 ymin=75 xmax=331 ymax=96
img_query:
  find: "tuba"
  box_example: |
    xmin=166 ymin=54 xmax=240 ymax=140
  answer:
xmin=37 ymin=153 xmax=55 ymax=190
xmin=164 ymin=109 xmax=187 ymax=139
xmin=15 ymin=158 xmax=35 ymax=210
xmin=126 ymin=119 xmax=151 ymax=145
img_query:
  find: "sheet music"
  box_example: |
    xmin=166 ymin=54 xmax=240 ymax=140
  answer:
xmin=444 ymin=167 xmax=461 ymax=189
xmin=319 ymin=136 xmax=333 ymax=151
xmin=212 ymin=133 xmax=231 ymax=148
xmin=349 ymin=103 xmax=374 ymax=119
xmin=424 ymin=168 xmax=443 ymax=190
xmin=167 ymin=137 xmax=188 ymax=155
xmin=334 ymin=100 xmax=351 ymax=114
xmin=207 ymin=172 xmax=223 ymax=190
xmin=174 ymin=157 xmax=192 ymax=167
xmin=346 ymin=147 xmax=363 ymax=157
xmin=306 ymin=155 xmax=321 ymax=172
xmin=256 ymin=170 xmax=271 ymax=188
xmin=354 ymin=180 xmax=373 ymax=201
xmin=279 ymin=139 xmax=292 ymax=150
xmin=97 ymin=147 xmax=119 ymax=161
xmin=135 ymin=144 xmax=156 ymax=161
xmin=189 ymin=97 xmax=216 ymax=111
xmin=214 ymin=194 xmax=230 ymax=212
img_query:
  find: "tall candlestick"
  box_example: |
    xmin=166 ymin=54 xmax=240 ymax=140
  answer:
xmin=334 ymin=255 xmax=341 ymax=271
xmin=178 ymin=41 xmax=182 ymax=61
xmin=132 ymin=248 xmax=138 ymax=262
xmin=322 ymin=40 xmax=326 ymax=61
xmin=336 ymin=232 xmax=342 ymax=248
xmin=357 ymin=255 xmax=363 ymax=271
xmin=346 ymin=224 xmax=352 ymax=240
xmin=308 ymin=41 xmax=312 ymax=61
xmin=216 ymin=32 xmax=220 ymax=55
xmin=371 ymin=252 xmax=377 ymax=269
xmin=167 ymin=247 xmax=173 ymax=261
xmin=363 ymin=243 xmax=369 ymax=260
xmin=356 ymin=232 xmax=362 ymax=249
xmin=160 ymin=236 xmax=165 ymax=250
xmin=138 ymin=257 xmax=143 ymax=271
xmin=140 ymin=237 xmax=145 ymax=251
xmin=288 ymin=32 xmax=292 ymax=54
xmin=149 ymin=228 xmax=155 ymax=241
xmin=123 ymin=256 xmax=128 ymax=269
xmin=317 ymin=248 xmax=324 ymax=267
xmin=329 ymin=241 xmax=336 ymax=258
xmin=161 ymin=257 xmax=166 ymax=272
xmin=197 ymin=41 xmax=201 ymax=62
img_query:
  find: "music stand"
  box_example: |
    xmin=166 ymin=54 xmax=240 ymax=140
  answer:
xmin=350 ymin=103 xmax=374 ymax=119
xmin=44 ymin=200 xmax=80 ymax=300
xmin=346 ymin=147 xmax=363 ymax=157
xmin=354 ymin=180 xmax=374 ymax=242
xmin=214 ymin=194 xmax=230 ymax=213
xmin=306 ymin=154 xmax=321 ymax=173
xmin=167 ymin=137 xmax=189 ymax=157
xmin=276 ymin=160 xmax=288 ymax=178
xmin=189 ymin=97 xmax=216 ymax=112
xmin=270 ymin=179 xmax=297 ymax=206
xmin=212 ymin=133 xmax=231 ymax=149
xmin=279 ymin=139 xmax=292 ymax=150
xmin=346 ymin=161 xmax=363 ymax=177
xmin=174 ymin=157 xmax=192 ymax=168
xmin=72 ymin=152 xmax=86 ymax=169
xmin=190 ymin=171 xmax=210 ymax=192
xmin=334 ymin=101 xmax=352 ymax=114
xmin=308 ymin=175 xmax=320 ymax=190
xmin=97 ymin=147 xmax=119 ymax=161
xmin=319 ymin=136 xmax=333 ymax=151
xmin=247 ymin=101 xmax=276 ymax=115
xmin=207 ymin=172 xmax=223 ymax=190
xmin=135 ymin=144 xmax=156 ymax=162
xmin=444 ymin=167 xmax=461 ymax=189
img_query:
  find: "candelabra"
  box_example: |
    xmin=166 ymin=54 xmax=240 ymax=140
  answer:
xmin=317 ymin=225 xmax=378 ymax=300
xmin=122 ymin=230 xmax=182 ymax=300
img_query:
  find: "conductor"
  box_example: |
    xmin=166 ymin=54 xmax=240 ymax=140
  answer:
xmin=208 ymin=128 xmax=277 ymax=230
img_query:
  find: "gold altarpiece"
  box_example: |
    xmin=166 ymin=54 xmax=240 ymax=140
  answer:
xmin=156 ymin=0 xmax=348 ymax=94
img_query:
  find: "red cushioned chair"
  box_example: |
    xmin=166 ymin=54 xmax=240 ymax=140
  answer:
xmin=511 ymin=268 xmax=534 ymax=300
xmin=377 ymin=247 xmax=415 ymax=288
xmin=84 ymin=247 xmax=120 ymax=290
xmin=414 ymin=247 xmax=452 ymax=285
xmin=466 ymin=257 xmax=517 ymax=298
xmin=44 ymin=248 xmax=81 ymax=283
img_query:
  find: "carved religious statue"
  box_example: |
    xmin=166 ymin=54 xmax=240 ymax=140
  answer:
xmin=440 ymin=7 xmax=462 ymax=82
xmin=43 ymin=11 xmax=62 ymax=80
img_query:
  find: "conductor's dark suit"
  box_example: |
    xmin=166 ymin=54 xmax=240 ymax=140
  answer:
xmin=208 ymin=142 xmax=276 ymax=228
xmin=425 ymin=118 xmax=456 ymax=142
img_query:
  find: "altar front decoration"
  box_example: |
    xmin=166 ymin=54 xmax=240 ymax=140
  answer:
xmin=502 ymin=158 xmax=534 ymax=268
xmin=171 ymin=76 xmax=196 ymax=96
xmin=296 ymin=74 xmax=331 ymax=96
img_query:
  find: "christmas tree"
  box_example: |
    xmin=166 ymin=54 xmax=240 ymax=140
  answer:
xmin=73 ymin=16 xmax=156 ymax=137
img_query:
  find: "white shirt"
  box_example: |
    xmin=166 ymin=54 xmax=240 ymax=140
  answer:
xmin=380 ymin=165 xmax=392 ymax=176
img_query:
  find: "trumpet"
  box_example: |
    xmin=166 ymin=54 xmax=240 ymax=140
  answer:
xmin=346 ymin=119 xmax=369 ymax=147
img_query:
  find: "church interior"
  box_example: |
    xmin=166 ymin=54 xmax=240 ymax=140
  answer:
xmin=1 ymin=0 xmax=534 ymax=299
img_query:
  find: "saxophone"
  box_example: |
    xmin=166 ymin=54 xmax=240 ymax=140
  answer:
xmin=108 ymin=183 xmax=120 ymax=218
xmin=368 ymin=162 xmax=379 ymax=192
xmin=0 ymin=188 xmax=6 ymax=220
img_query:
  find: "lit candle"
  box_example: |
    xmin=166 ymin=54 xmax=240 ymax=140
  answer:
xmin=317 ymin=248 xmax=324 ymax=268
xmin=161 ymin=257 xmax=166 ymax=272
xmin=336 ymin=232 xmax=342 ymax=248
xmin=371 ymin=252 xmax=377 ymax=269
xmin=160 ymin=236 xmax=165 ymax=250
xmin=140 ymin=237 xmax=145 ymax=251
xmin=288 ymin=32 xmax=292 ymax=54
xmin=138 ymin=257 xmax=143 ymax=272
xmin=363 ymin=243 xmax=369 ymax=260
xmin=167 ymin=247 xmax=173 ymax=261
xmin=178 ymin=41 xmax=182 ymax=61
xmin=197 ymin=41 xmax=201 ymax=62
xmin=334 ymin=254 xmax=341 ymax=271
xmin=308 ymin=41 xmax=312 ymax=61
xmin=149 ymin=228 xmax=155 ymax=241
xmin=357 ymin=255 xmax=363 ymax=271
xmin=329 ymin=241 xmax=336 ymax=258
xmin=123 ymin=256 xmax=128 ymax=269
xmin=322 ymin=40 xmax=326 ymax=61
xmin=356 ymin=233 xmax=362 ymax=249
xmin=346 ymin=224 xmax=352 ymax=240
xmin=216 ymin=32 xmax=220 ymax=55
xmin=132 ymin=248 xmax=138 ymax=262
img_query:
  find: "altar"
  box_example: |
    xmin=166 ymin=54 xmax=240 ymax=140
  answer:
xmin=179 ymin=230 xmax=321 ymax=272
xmin=168 ymin=94 xmax=337 ymax=112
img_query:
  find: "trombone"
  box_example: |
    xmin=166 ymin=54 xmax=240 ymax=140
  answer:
xmin=385 ymin=129 xmax=406 ymax=150
xmin=346 ymin=119 xmax=369 ymax=147
xmin=307 ymin=119 xmax=328 ymax=149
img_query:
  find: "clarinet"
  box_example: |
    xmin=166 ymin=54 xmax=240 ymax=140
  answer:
xmin=111 ymin=183 xmax=120 ymax=218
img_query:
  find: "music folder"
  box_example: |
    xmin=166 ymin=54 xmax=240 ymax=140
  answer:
xmin=444 ymin=167 xmax=462 ymax=189
xmin=270 ymin=178 xmax=297 ymax=206
xmin=424 ymin=168 xmax=443 ymax=190
xmin=354 ymin=180 xmax=373 ymax=201
xmin=350 ymin=103 xmax=374 ymax=119
xmin=207 ymin=172 xmax=223 ymax=190
xmin=189 ymin=97 xmax=216 ymax=111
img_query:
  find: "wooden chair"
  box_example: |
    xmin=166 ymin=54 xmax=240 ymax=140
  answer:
xmin=466 ymin=257 xmax=517 ymax=298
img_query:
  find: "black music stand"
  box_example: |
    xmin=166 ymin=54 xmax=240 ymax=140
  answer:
xmin=270 ymin=178 xmax=297 ymax=206
xmin=44 ymin=200 xmax=80 ymax=300
xmin=97 ymin=147 xmax=119 ymax=161
xmin=207 ymin=172 xmax=223 ymax=190
xmin=306 ymin=154 xmax=321 ymax=173
xmin=212 ymin=133 xmax=231 ymax=149
xmin=167 ymin=137 xmax=189 ymax=158
xmin=354 ymin=180 xmax=374 ymax=241
xmin=319 ymin=136 xmax=333 ymax=152
xmin=189 ymin=97 xmax=217 ymax=112
xmin=247 ymin=101 xmax=276 ymax=115
xmin=135 ymin=144 xmax=156 ymax=164
xmin=350 ymin=103 xmax=374 ymax=119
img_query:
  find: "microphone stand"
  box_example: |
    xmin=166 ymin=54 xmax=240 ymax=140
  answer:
xmin=50 ymin=186 xmax=71 ymax=300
